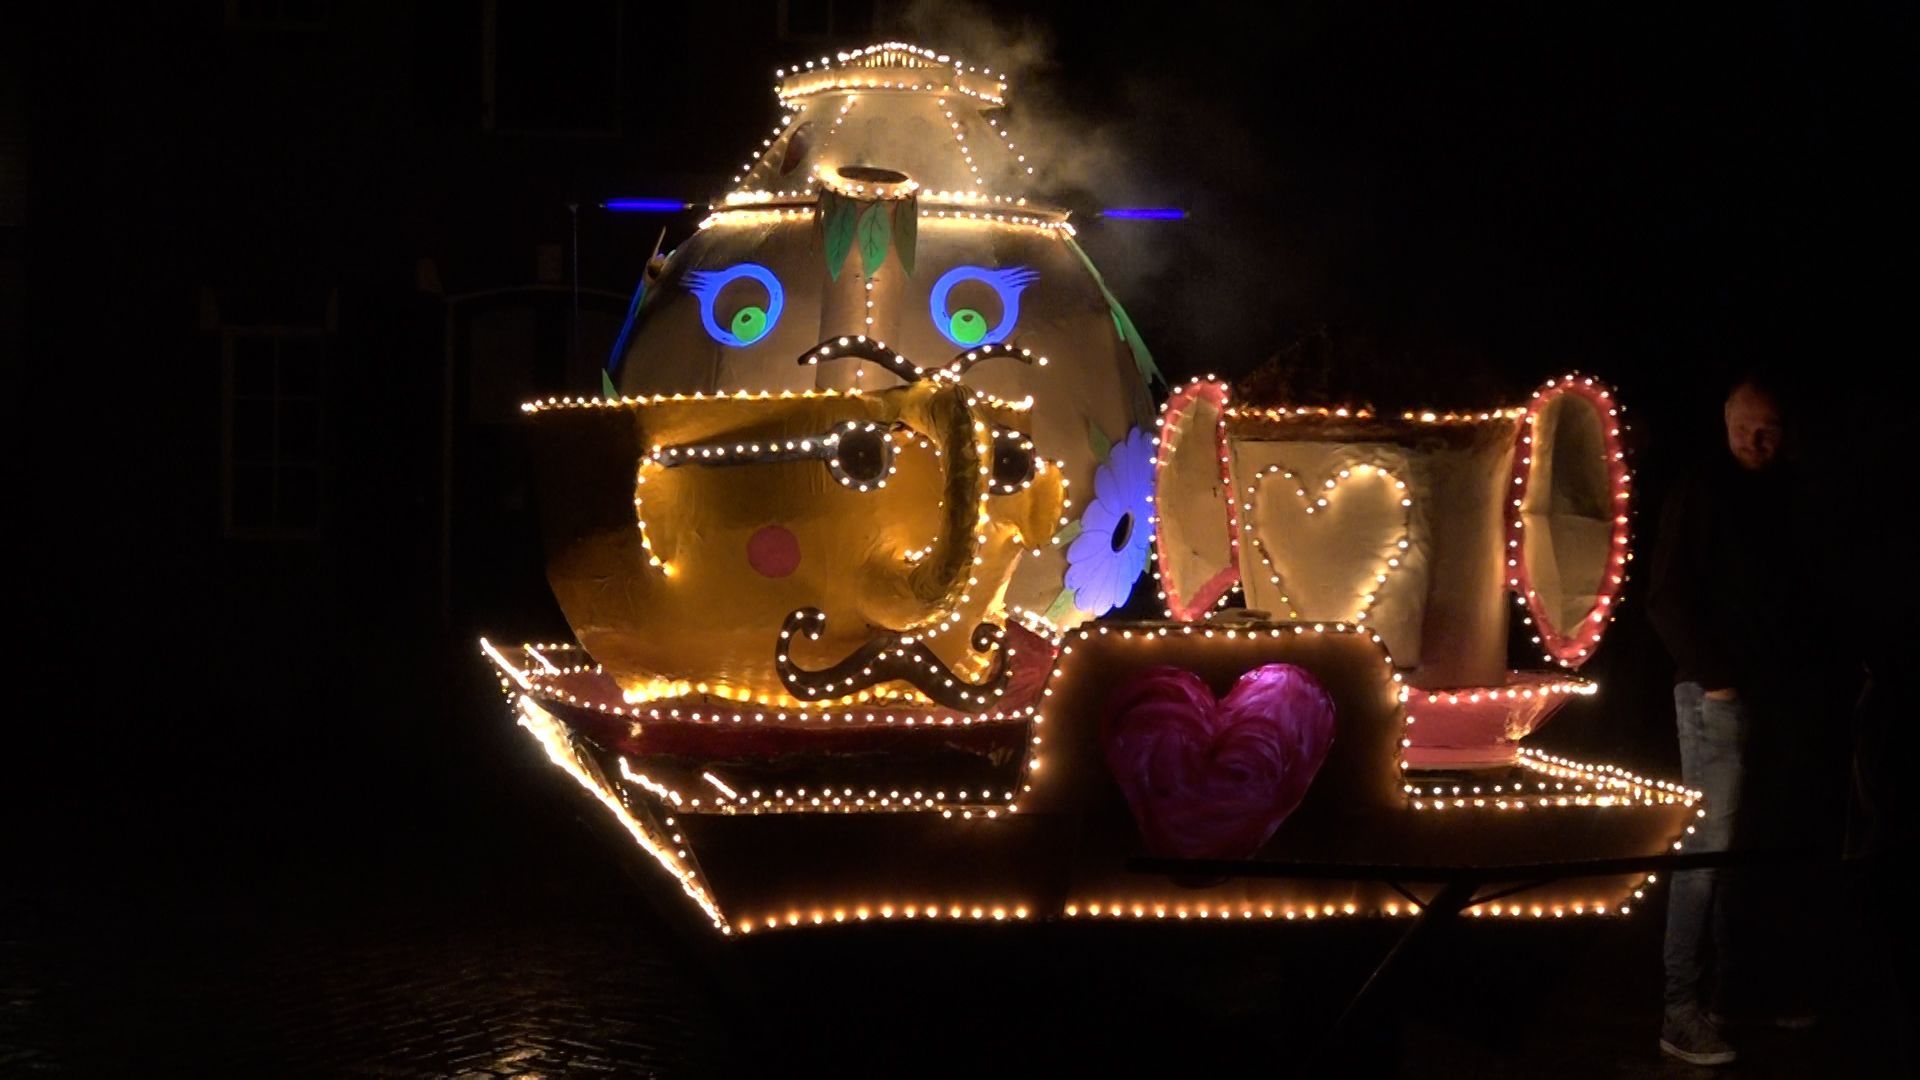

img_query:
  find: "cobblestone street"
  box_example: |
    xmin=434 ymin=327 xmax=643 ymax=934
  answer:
xmin=5 ymin=612 xmax=1908 ymax=1078
xmin=7 ymin=778 xmax=1912 ymax=1078
xmin=3 ymin=839 xmax=735 ymax=1076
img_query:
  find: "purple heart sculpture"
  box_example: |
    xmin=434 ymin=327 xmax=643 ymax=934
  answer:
xmin=1101 ymin=664 xmax=1337 ymax=860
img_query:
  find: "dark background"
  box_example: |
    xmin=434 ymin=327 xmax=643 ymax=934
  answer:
xmin=4 ymin=1 xmax=1911 ymax=1073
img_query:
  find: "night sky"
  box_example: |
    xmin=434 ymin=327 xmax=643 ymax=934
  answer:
xmin=1021 ymin=2 xmax=1900 ymax=404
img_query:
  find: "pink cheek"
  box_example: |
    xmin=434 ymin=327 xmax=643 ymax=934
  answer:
xmin=746 ymin=525 xmax=802 ymax=578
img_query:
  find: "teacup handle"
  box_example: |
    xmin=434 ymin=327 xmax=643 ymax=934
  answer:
xmin=1506 ymin=375 xmax=1633 ymax=669
xmin=1153 ymin=378 xmax=1241 ymax=621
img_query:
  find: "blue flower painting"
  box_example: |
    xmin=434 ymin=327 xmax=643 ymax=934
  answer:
xmin=1064 ymin=426 xmax=1156 ymax=617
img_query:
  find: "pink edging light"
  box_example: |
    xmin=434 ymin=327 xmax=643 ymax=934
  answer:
xmin=1154 ymin=378 xmax=1241 ymax=621
xmin=1507 ymin=375 xmax=1632 ymax=669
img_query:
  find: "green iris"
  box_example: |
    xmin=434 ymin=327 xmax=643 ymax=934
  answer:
xmin=730 ymin=305 xmax=769 ymax=344
xmin=948 ymin=308 xmax=987 ymax=346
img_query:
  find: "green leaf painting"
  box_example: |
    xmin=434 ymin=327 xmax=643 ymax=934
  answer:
xmin=1065 ymin=235 xmax=1165 ymax=388
xmin=892 ymin=198 xmax=918 ymax=276
xmin=1087 ymin=419 xmax=1113 ymax=462
xmin=1043 ymin=586 xmax=1081 ymax=626
xmin=857 ymin=202 xmax=892 ymax=277
xmin=823 ymin=191 xmax=857 ymax=281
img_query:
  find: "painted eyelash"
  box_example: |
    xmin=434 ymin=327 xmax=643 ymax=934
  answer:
xmin=929 ymin=265 xmax=1039 ymax=348
xmin=684 ymin=263 xmax=786 ymax=347
xmin=993 ymin=268 xmax=1040 ymax=291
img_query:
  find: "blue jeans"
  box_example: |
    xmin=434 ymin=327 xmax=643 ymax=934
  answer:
xmin=1663 ymin=681 xmax=1748 ymax=1014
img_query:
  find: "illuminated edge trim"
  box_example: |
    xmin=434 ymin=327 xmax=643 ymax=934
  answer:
xmin=509 ymin=691 xmax=730 ymax=933
xmin=489 ymin=614 xmax=1694 ymax=933
xmin=1154 ymin=377 xmax=1241 ymax=621
xmin=1507 ymin=374 xmax=1632 ymax=668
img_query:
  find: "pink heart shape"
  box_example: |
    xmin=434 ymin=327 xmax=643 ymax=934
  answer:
xmin=1101 ymin=664 xmax=1336 ymax=860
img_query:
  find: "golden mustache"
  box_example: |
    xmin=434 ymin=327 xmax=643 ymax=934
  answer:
xmin=775 ymin=608 xmax=1009 ymax=710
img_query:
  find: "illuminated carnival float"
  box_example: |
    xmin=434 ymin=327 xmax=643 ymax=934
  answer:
xmin=482 ymin=43 xmax=1700 ymax=937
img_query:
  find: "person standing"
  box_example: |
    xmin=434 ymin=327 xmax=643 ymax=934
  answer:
xmin=1646 ymin=374 xmax=1804 ymax=1066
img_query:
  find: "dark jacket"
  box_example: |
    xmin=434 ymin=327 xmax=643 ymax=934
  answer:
xmin=1646 ymin=452 xmax=1805 ymax=693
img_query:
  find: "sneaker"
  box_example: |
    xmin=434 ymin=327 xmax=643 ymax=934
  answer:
xmin=1661 ymin=1008 xmax=1737 ymax=1066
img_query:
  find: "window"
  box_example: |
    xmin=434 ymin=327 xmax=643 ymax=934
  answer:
xmin=223 ymin=332 xmax=325 ymax=538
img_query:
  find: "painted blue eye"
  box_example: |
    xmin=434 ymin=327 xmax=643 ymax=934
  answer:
xmin=684 ymin=263 xmax=786 ymax=347
xmin=929 ymin=266 xmax=1039 ymax=349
